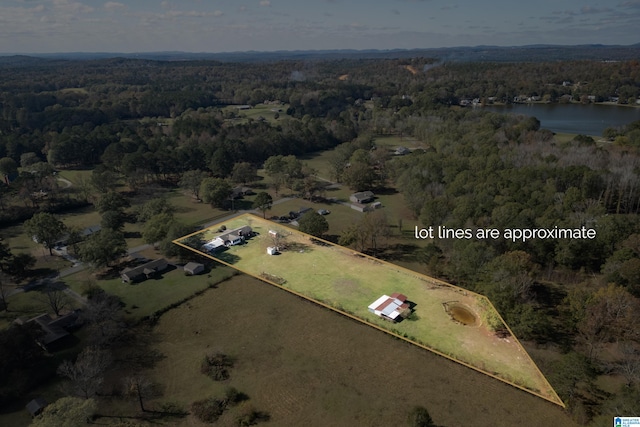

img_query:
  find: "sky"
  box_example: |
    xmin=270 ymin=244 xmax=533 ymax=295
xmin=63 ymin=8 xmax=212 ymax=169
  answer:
xmin=1 ymin=0 xmax=639 ymax=53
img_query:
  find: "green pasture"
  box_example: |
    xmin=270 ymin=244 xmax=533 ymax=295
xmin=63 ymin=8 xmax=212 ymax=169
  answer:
xmin=267 ymin=198 xmax=362 ymax=236
xmin=0 ymin=284 xmax=86 ymax=331
xmin=222 ymin=103 xmax=288 ymax=125
xmin=298 ymin=134 xmax=426 ymax=183
xmin=298 ymin=150 xmax=337 ymax=182
xmin=168 ymin=190 xmax=256 ymax=226
xmin=177 ymin=214 xmax=561 ymax=405
xmin=57 ymin=169 xmax=92 ymax=186
xmin=1 ymin=224 xmax=72 ymax=275
xmin=64 ymin=265 xmax=236 ymax=320
xmin=60 ymin=206 xmax=101 ymax=230
xmin=373 ymin=134 xmax=426 ymax=150
xmin=0 ymin=291 xmax=48 ymax=330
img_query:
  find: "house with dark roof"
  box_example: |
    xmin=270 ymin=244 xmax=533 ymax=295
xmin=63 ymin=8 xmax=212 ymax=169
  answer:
xmin=19 ymin=310 xmax=80 ymax=349
xmin=368 ymin=293 xmax=410 ymax=322
xmin=25 ymin=397 xmax=47 ymax=417
xmin=349 ymin=191 xmax=375 ymax=204
xmin=121 ymin=258 xmax=169 ymax=283
xmin=231 ymin=186 xmax=255 ymax=199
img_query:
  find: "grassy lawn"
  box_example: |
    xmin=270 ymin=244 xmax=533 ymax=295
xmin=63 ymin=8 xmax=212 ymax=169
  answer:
xmin=57 ymin=169 xmax=92 ymax=185
xmin=168 ymin=190 xmax=236 ymax=226
xmin=60 ymin=206 xmax=101 ymax=230
xmin=268 ymin=198 xmax=362 ymax=237
xmin=0 ymin=282 xmax=86 ymax=331
xmin=373 ymin=134 xmax=427 ymax=151
xmin=298 ymin=149 xmax=338 ymax=182
xmin=64 ymin=264 xmax=236 ymax=320
xmin=299 ymin=134 xmax=427 ymax=182
xmin=177 ymin=214 xmax=562 ymax=406
xmin=222 ymin=103 xmax=289 ymax=125
xmin=0 ymin=291 xmax=48 ymax=330
xmin=1 ymin=224 xmax=72 ymax=275
xmin=137 ymin=274 xmax=574 ymax=427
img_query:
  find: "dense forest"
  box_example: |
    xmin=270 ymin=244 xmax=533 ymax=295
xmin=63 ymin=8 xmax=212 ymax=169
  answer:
xmin=1 ymin=55 xmax=640 ymax=425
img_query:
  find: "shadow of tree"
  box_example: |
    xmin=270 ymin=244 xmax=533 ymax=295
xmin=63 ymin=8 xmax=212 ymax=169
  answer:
xmin=124 ymin=231 xmax=141 ymax=239
xmin=214 ymin=251 xmax=241 ymax=265
xmin=116 ymin=324 xmax=167 ymax=370
xmin=376 ymin=243 xmax=420 ymax=262
xmin=284 ymin=242 xmax=312 ymax=253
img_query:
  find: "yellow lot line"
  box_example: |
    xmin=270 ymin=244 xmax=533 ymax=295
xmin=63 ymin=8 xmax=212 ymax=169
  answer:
xmin=174 ymin=213 xmax=564 ymax=407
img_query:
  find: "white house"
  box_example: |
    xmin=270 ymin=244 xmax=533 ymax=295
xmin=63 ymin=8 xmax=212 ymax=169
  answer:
xmin=202 ymin=237 xmax=226 ymax=252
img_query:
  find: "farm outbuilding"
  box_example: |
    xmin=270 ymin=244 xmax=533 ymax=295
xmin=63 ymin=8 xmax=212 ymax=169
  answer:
xmin=350 ymin=203 xmax=372 ymax=213
xmin=184 ymin=262 xmax=205 ymax=275
xmin=368 ymin=293 xmax=410 ymax=322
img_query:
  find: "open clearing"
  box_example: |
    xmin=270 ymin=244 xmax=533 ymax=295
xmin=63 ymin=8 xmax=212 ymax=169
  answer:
xmin=64 ymin=265 xmax=237 ymax=320
xmin=144 ymin=274 xmax=575 ymax=427
xmin=176 ymin=214 xmax=562 ymax=405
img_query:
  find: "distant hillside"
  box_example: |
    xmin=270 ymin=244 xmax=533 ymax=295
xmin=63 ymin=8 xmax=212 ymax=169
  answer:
xmin=1 ymin=43 xmax=639 ymax=64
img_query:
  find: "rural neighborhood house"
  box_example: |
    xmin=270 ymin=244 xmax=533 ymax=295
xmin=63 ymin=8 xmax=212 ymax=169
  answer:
xmin=202 ymin=225 xmax=253 ymax=252
xmin=120 ymin=258 xmax=169 ymax=283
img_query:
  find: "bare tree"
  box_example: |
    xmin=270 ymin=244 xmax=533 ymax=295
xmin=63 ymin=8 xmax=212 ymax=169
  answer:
xmin=57 ymin=346 xmax=112 ymax=398
xmin=75 ymin=175 xmax=94 ymax=203
xmin=577 ymin=284 xmax=640 ymax=360
xmin=39 ymin=283 xmax=70 ymax=317
xmin=617 ymin=342 xmax=640 ymax=387
xmin=337 ymin=211 xmax=390 ymax=255
xmin=268 ymin=228 xmax=290 ymax=251
xmin=123 ymin=375 xmax=158 ymax=412
xmin=362 ymin=211 xmax=391 ymax=256
xmin=80 ymin=290 xmax=125 ymax=346
xmin=0 ymin=279 xmax=8 ymax=311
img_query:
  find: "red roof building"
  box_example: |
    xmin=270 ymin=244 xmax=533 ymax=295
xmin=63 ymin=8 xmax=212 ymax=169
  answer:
xmin=368 ymin=293 xmax=410 ymax=321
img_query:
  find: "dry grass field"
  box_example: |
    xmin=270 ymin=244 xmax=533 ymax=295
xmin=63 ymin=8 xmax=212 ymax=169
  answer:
xmin=176 ymin=214 xmax=562 ymax=406
xmin=140 ymin=274 xmax=575 ymax=427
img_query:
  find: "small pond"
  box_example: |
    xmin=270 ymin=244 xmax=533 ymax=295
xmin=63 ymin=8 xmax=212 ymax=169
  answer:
xmin=447 ymin=303 xmax=478 ymax=326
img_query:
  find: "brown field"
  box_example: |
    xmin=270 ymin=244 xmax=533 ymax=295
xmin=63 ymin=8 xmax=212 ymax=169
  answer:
xmin=140 ymin=274 xmax=576 ymax=427
xmin=176 ymin=215 xmax=562 ymax=405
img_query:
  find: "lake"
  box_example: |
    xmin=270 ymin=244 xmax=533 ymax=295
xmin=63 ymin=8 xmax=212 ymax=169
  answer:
xmin=484 ymin=103 xmax=640 ymax=136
